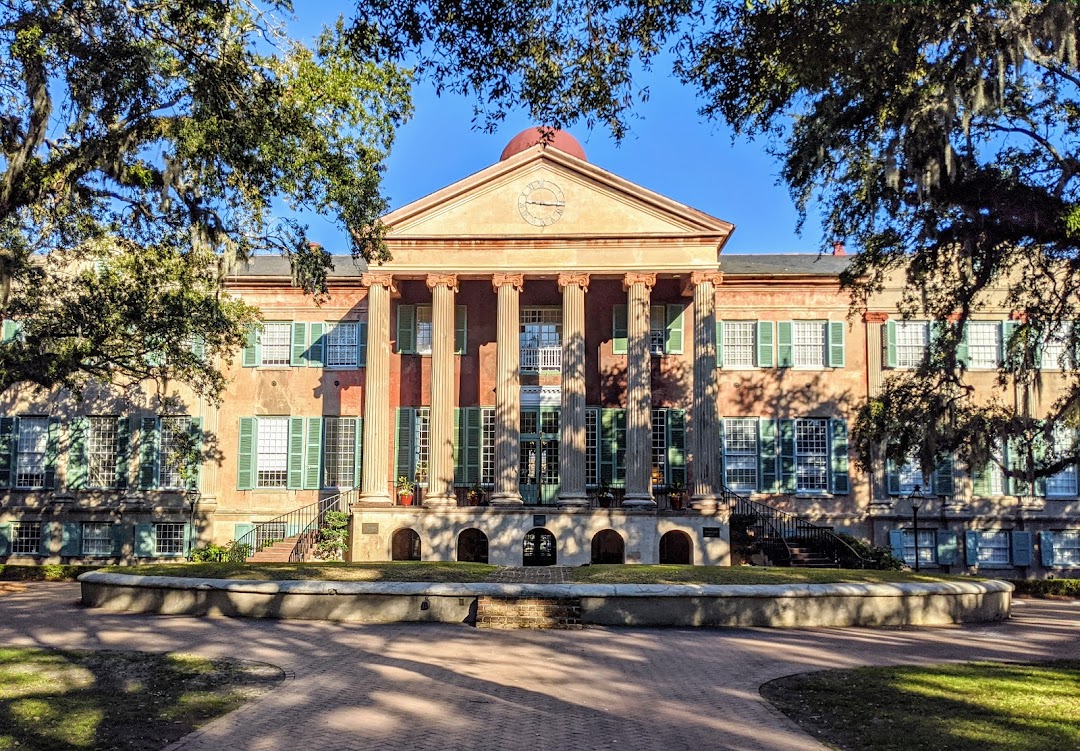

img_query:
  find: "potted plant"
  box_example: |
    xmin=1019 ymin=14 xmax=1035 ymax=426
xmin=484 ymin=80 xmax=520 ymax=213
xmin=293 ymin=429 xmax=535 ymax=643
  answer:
xmin=597 ymin=479 xmax=614 ymax=508
xmin=396 ymin=476 xmax=415 ymax=506
xmin=669 ymin=481 xmax=686 ymax=511
xmin=466 ymin=483 xmax=484 ymax=506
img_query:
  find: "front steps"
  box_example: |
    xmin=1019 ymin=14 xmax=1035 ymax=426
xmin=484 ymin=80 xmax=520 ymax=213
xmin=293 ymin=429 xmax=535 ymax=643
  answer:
xmin=249 ymin=536 xmax=303 ymax=563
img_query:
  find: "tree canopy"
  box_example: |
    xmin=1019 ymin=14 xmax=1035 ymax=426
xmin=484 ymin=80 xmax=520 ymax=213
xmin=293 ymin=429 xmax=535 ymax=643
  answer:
xmin=0 ymin=0 xmax=411 ymax=401
xmin=360 ymin=0 xmax=1080 ymax=486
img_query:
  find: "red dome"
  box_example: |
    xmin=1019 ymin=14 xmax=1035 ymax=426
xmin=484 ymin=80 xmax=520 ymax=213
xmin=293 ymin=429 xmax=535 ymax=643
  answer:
xmin=499 ymin=127 xmax=587 ymax=162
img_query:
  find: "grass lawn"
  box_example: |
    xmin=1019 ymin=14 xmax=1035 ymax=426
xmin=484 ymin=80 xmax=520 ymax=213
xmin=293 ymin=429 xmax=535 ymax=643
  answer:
xmin=0 ymin=648 xmax=282 ymax=751
xmin=761 ymin=660 xmax=1080 ymax=751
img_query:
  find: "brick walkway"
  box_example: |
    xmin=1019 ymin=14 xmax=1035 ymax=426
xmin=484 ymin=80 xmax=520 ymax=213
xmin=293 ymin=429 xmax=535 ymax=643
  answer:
xmin=484 ymin=566 xmax=573 ymax=583
xmin=0 ymin=585 xmax=1076 ymax=751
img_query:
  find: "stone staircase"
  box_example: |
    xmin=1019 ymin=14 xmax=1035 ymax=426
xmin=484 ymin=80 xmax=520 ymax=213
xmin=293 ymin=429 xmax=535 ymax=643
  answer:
xmin=248 ymin=535 xmax=303 ymax=563
xmin=786 ymin=544 xmax=836 ymax=568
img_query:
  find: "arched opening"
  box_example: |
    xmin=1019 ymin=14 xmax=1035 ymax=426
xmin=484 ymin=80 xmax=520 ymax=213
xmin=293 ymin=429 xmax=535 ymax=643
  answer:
xmin=659 ymin=530 xmax=692 ymax=565
xmin=391 ymin=528 xmax=422 ymax=561
xmin=591 ymin=529 xmax=625 ymax=564
xmin=457 ymin=528 xmax=489 ymax=563
xmin=522 ymin=527 xmax=557 ymax=567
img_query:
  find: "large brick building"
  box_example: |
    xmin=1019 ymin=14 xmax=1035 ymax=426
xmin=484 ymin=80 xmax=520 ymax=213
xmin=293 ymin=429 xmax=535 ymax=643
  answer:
xmin=1 ymin=129 xmax=1078 ymax=575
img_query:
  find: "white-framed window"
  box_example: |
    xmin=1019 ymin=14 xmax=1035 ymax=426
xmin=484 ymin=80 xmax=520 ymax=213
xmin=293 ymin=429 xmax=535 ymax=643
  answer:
xmin=1046 ymin=426 xmax=1078 ymax=498
xmin=325 ymin=322 xmax=358 ymax=368
xmin=521 ymin=308 xmax=561 ymax=370
xmin=649 ymin=307 xmax=667 ymax=356
xmin=81 ymin=522 xmax=112 ymax=556
xmin=255 ymin=522 xmax=286 ymax=550
xmin=966 ymin=322 xmax=1000 ymax=369
xmin=901 ymin=529 xmax=936 ymax=565
xmin=415 ymin=306 xmax=433 ymax=355
xmin=585 ymin=408 xmax=599 ymax=486
xmin=260 ymin=323 xmax=292 ymax=366
xmin=1041 ymin=322 xmax=1072 ymax=370
xmin=158 ymin=416 xmax=192 ymax=489
xmin=792 ymin=321 xmax=826 ymax=368
xmin=87 ymin=417 xmax=118 ymax=488
xmin=481 ymin=408 xmax=495 ymax=485
xmin=723 ymin=418 xmax=758 ymax=491
xmin=722 ymin=321 xmax=756 ymax=368
xmin=978 ymin=530 xmax=1011 ymax=566
xmin=540 ymin=409 xmax=559 ymax=435
xmin=323 ymin=417 xmax=356 ymax=488
xmin=15 ymin=417 xmax=48 ymax=489
xmin=651 ymin=409 xmax=667 ymax=486
xmin=981 ymin=443 xmax=1006 ymax=497
xmin=1052 ymin=530 xmax=1080 ymax=566
xmin=895 ymin=321 xmax=929 ymax=368
xmin=11 ymin=522 xmax=40 ymax=555
xmin=414 ymin=408 xmax=431 ymax=485
xmin=154 ymin=522 xmax=185 ymax=555
xmin=256 ymin=417 xmax=289 ymax=488
xmin=898 ymin=452 xmax=929 ymax=496
xmin=794 ymin=419 xmax=829 ymax=492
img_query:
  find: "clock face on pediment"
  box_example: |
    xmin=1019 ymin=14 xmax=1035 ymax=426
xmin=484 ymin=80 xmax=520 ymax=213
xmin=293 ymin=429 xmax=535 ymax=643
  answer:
xmin=517 ymin=179 xmax=566 ymax=226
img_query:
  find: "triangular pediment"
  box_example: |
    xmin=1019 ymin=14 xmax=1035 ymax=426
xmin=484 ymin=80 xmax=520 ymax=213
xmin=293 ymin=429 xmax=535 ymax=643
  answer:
xmin=383 ymin=145 xmax=734 ymax=240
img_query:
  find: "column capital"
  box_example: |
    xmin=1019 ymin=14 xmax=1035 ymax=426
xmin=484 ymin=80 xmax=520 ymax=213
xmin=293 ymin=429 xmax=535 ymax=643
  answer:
xmin=689 ymin=271 xmax=723 ymax=287
xmin=622 ymin=272 xmax=657 ymax=291
xmin=557 ymin=273 xmax=590 ymax=292
xmin=492 ymin=273 xmax=524 ymax=292
xmin=426 ymin=273 xmax=459 ymax=292
xmin=863 ymin=311 xmax=890 ymax=323
xmin=361 ymin=273 xmax=397 ymax=293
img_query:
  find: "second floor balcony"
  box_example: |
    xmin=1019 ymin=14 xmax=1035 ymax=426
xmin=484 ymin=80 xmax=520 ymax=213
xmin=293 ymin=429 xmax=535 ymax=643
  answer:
xmin=521 ymin=345 xmax=562 ymax=371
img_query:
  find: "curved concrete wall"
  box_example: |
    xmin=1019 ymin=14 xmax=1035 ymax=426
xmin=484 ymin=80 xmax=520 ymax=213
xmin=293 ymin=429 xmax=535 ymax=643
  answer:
xmin=78 ymin=573 xmax=1012 ymax=628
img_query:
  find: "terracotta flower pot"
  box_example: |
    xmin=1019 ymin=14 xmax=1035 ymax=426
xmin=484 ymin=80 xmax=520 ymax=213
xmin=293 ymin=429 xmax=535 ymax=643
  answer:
xmin=399 ymin=493 xmax=414 ymax=507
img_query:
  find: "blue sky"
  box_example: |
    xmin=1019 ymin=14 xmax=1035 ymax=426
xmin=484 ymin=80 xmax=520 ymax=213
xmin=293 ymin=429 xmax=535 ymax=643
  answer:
xmin=286 ymin=6 xmax=827 ymax=256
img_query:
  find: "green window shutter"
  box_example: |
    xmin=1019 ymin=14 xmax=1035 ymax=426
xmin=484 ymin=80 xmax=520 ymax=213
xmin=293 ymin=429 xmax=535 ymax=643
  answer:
xmin=965 ymin=531 xmax=980 ymax=566
xmin=0 ymin=524 xmax=10 ymax=556
xmin=1001 ymin=321 xmax=1017 ymax=367
xmin=779 ymin=418 xmax=796 ymax=491
xmin=60 ymin=522 xmax=81 ymax=557
xmin=40 ymin=522 xmax=55 ymax=556
xmin=1011 ymin=531 xmax=1033 ymax=566
xmin=614 ymin=409 xmax=627 ymax=485
xmin=1 ymin=320 xmax=17 ymax=342
xmin=453 ymin=408 xmax=464 ymax=485
xmin=308 ymin=323 xmax=325 ymax=367
xmin=455 ymin=305 xmax=467 ymax=355
xmin=138 ymin=417 xmax=159 ymax=490
xmin=358 ymin=322 xmax=368 ymax=367
xmin=888 ymin=529 xmax=904 ymax=559
xmin=885 ymin=320 xmax=898 ymax=368
xmin=937 ymin=531 xmax=960 ymax=565
xmin=305 ymin=417 xmax=323 ymax=490
xmin=667 ymin=409 xmax=686 ymax=486
xmin=756 ymin=321 xmax=773 ymax=367
xmin=110 ymin=523 xmax=125 ymax=557
xmin=290 ymin=322 xmax=308 ymax=366
xmin=665 ymin=305 xmax=684 ymax=354
xmin=776 ymin=322 xmax=794 ymax=367
xmin=188 ymin=417 xmax=202 ymax=489
xmin=190 ymin=335 xmax=206 ymax=361
xmin=758 ymin=418 xmax=778 ymax=492
xmin=886 ymin=457 xmax=900 ymax=495
xmin=44 ymin=417 xmax=60 ymax=489
xmin=972 ymin=462 xmax=991 ymax=497
xmin=237 ymin=417 xmax=255 ymax=491
xmin=242 ymin=325 xmax=258 ymax=367
xmin=395 ymin=408 xmax=415 ymax=482
xmin=600 ymin=408 xmax=617 ymax=485
xmin=134 ymin=524 xmax=154 ymax=558
xmin=233 ymin=523 xmax=254 ymax=545
xmin=830 ymin=419 xmax=849 ymax=494
xmin=1005 ymin=438 xmax=1026 ymax=496
xmin=957 ymin=324 xmax=970 ymax=367
xmin=68 ymin=417 xmax=89 ymax=490
xmin=934 ymin=455 xmax=955 ymax=496
xmin=287 ymin=417 xmax=305 ymax=489
xmin=354 ymin=417 xmax=363 ymax=488
xmin=612 ymin=305 xmax=628 ymax=355
xmin=183 ymin=522 xmax=194 ymax=557
xmin=396 ymin=305 xmax=416 ymax=354
xmin=115 ymin=417 xmax=130 ymax=490
xmin=827 ymin=321 xmax=845 ymax=368
xmin=466 ymin=407 xmax=482 ymax=485
xmin=1040 ymin=531 xmax=1056 ymax=567
xmin=0 ymin=417 xmax=14 ymax=488
xmin=715 ymin=321 xmax=724 ymax=367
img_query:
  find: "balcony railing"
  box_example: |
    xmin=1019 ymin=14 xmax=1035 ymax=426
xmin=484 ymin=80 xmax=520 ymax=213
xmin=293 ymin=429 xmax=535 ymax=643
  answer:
xmin=521 ymin=346 xmax=562 ymax=371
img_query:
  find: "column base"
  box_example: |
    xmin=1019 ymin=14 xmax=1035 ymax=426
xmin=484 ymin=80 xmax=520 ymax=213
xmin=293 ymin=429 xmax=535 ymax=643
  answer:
xmin=489 ymin=492 xmax=524 ymax=507
xmin=557 ymin=492 xmax=590 ymax=508
xmin=689 ymin=495 xmax=721 ymax=514
xmin=622 ymin=493 xmax=656 ymax=508
xmin=422 ymin=495 xmax=458 ymax=508
xmin=356 ymin=492 xmax=393 ymax=507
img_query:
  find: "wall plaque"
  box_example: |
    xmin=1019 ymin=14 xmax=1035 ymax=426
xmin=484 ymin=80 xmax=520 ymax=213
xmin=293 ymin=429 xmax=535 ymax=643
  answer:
xmin=361 ymin=523 xmax=379 ymax=535
xmin=703 ymin=527 xmax=721 ymax=538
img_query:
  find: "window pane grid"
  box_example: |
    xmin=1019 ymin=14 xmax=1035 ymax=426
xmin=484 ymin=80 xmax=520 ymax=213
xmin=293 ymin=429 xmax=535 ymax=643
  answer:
xmin=1054 ymin=531 xmax=1080 ymax=566
xmin=795 ymin=419 xmax=828 ymax=491
xmin=325 ymin=322 xmax=358 ymax=367
xmin=649 ymin=307 xmax=666 ymax=355
xmin=723 ymin=321 xmax=755 ymax=367
xmin=967 ymin=322 xmax=1000 ymax=369
xmin=520 ymin=308 xmax=562 ymax=360
xmin=82 ymin=522 xmax=112 ymax=555
xmin=159 ymin=416 xmax=191 ymax=489
xmin=11 ymin=523 xmax=40 ymax=555
xmin=154 ymin=523 xmax=185 ymax=555
xmin=481 ymin=409 xmax=495 ymax=485
xmin=895 ymin=321 xmax=928 ymax=368
xmin=416 ymin=306 xmax=433 ymax=355
xmin=1046 ymin=426 xmax=1077 ymax=497
xmin=1041 ymin=323 xmax=1072 ymax=370
xmin=323 ymin=417 xmax=356 ymax=488
xmin=87 ymin=417 xmax=118 ymax=488
xmin=651 ymin=409 xmax=666 ymax=486
xmin=586 ymin=409 xmax=598 ymax=486
xmin=978 ymin=531 xmax=1011 ymax=565
xmin=901 ymin=530 xmax=936 ymax=564
xmin=16 ymin=417 xmax=48 ymax=489
xmin=260 ymin=323 xmax=292 ymax=366
xmin=724 ymin=418 xmax=758 ymax=491
xmin=792 ymin=322 xmax=826 ymax=368
xmin=256 ymin=417 xmax=289 ymax=488
xmin=255 ymin=522 xmax=286 ymax=550
xmin=414 ymin=408 xmax=430 ymax=485
xmin=898 ymin=452 xmax=928 ymax=495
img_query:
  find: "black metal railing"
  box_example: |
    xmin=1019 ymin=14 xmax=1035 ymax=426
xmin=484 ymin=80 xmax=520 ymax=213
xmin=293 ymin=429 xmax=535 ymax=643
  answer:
xmin=724 ymin=487 xmax=869 ymax=569
xmin=228 ymin=489 xmax=355 ymax=563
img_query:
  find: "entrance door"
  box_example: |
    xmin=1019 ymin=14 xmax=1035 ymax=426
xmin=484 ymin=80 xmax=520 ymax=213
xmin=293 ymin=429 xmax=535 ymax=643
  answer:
xmin=519 ymin=439 xmax=540 ymax=504
xmin=523 ymin=527 xmax=557 ymax=566
xmin=519 ymin=408 xmax=560 ymax=505
xmin=539 ymin=439 xmax=560 ymax=503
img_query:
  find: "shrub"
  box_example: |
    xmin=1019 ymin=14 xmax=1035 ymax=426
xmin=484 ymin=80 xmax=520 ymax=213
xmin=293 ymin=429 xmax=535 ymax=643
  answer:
xmin=1009 ymin=578 xmax=1080 ymax=599
xmin=315 ymin=511 xmax=349 ymax=561
xmin=837 ymin=534 xmax=905 ymax=571
xmin=190 ymin=544 xmax=232 ymax=563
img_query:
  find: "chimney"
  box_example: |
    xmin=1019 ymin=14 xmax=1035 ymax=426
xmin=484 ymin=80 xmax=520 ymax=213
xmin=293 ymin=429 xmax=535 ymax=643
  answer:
xmin=832 ymin=242 xmax=847 ymax=256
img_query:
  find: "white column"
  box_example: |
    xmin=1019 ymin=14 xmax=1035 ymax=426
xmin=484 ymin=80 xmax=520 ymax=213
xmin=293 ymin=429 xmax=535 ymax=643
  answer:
xmin=689 ymin=271 xmax=723 ymax=513
xmin=558 ymin=273 xmax=590 ymax=507
xmin=423 ymin=273 xmax=458 ymax=507
xmin=490 ymin=273 xmax=524 ymax=506
xmin=359 ymin=273 xmax=395 ymax=504
xmin=622 ymin=272 xmax=656 ymax=507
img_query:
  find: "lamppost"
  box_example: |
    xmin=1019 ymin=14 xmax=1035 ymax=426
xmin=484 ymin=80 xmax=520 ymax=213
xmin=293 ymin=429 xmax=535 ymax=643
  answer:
xmin=910 ymin=484 xmax=924 ymax=572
